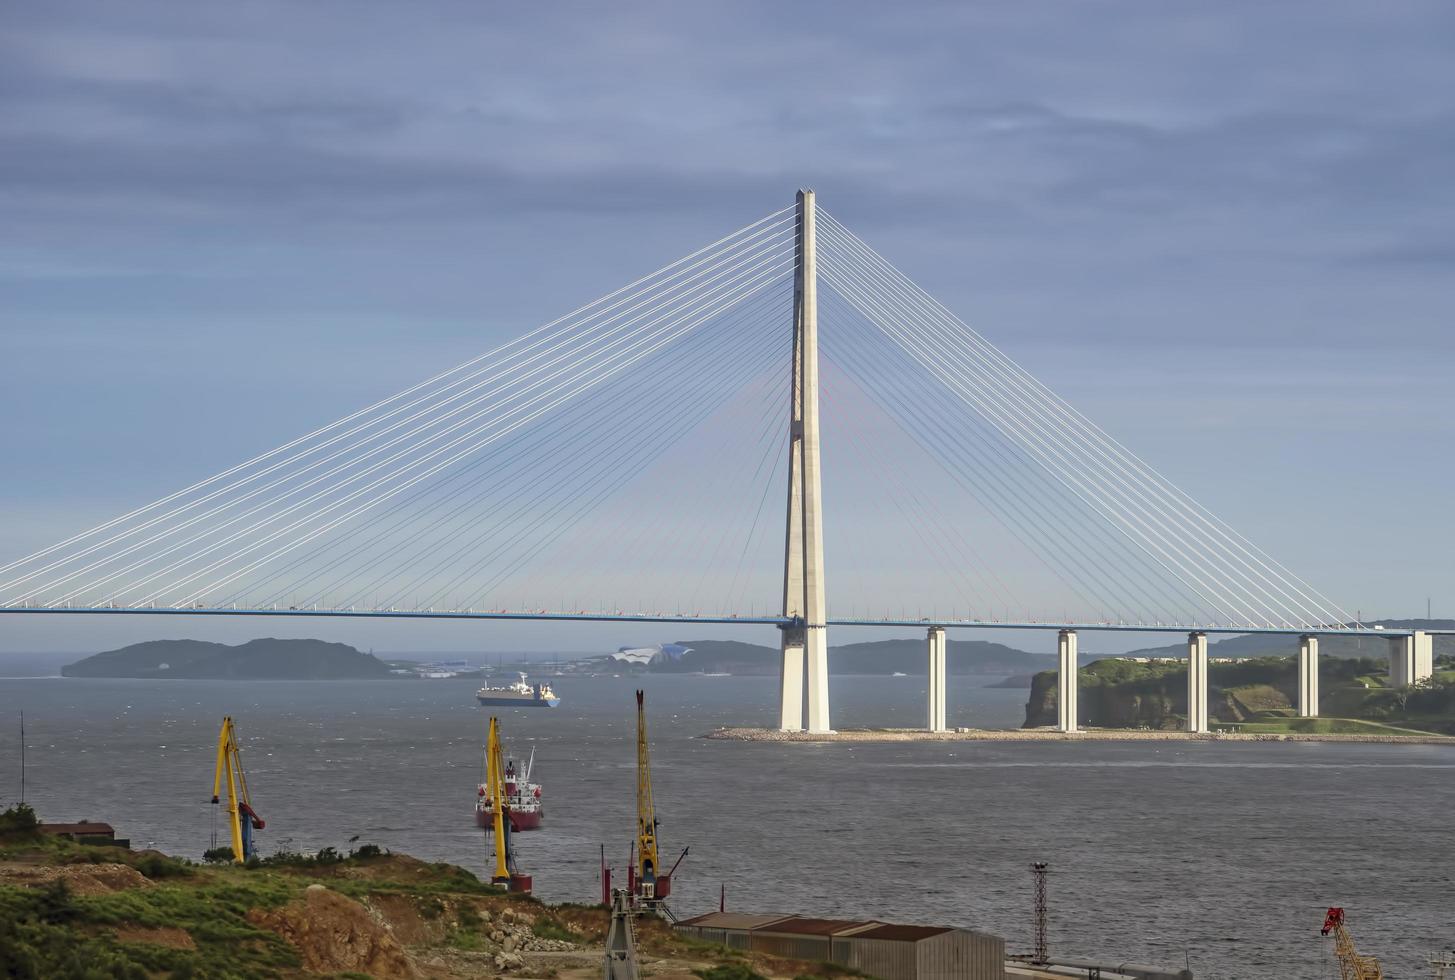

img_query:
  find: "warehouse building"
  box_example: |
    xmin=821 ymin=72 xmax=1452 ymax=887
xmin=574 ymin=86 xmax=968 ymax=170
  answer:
xmin=676 ymin=912 xmax=1007 ymax=980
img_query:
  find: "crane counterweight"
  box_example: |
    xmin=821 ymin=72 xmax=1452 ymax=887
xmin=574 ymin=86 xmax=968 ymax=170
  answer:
xmin=1321 ymin=907 xmax=1384 ymax=980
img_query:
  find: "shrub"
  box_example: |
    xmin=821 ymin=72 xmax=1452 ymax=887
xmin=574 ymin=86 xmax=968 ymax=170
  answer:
xmin=257 ymin=845 xmax=344 ymax=868
xmin=35 ymin=880 xmax=77 ymax=925
xmin=135 ymin=853 xmax=191 ymax=880
xmin=201 ymin=847 xmax=235 ymax=865
xmin=532 ymin=917 xmax=581 ymax=943
xmin=0 ymin=803 xmax=40 ymax=837
xmin=695 ymin=965 xmax=769 ymax=980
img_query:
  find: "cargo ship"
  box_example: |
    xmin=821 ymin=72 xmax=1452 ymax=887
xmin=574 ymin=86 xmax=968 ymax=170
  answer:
xmin=477 ymin=746 xmax=543 ymax=831
xmin=476 ymin=673 xmax=560 ymax=708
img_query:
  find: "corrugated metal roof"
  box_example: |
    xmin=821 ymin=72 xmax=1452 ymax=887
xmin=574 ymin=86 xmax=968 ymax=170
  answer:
xmin=853 ymin=924 xmax=955 ymax=942
xmin=756 ymin=917 xmax=882 ymax=936
xmin=677 ymin=912 xmax=793 ymax=930
xmin=38 ymin=822 xmax=115 ymax=835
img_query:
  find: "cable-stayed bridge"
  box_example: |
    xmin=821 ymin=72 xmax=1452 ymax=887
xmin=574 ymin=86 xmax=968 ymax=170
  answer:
xmin=1 ymin=191 xmax=1437 ymax=732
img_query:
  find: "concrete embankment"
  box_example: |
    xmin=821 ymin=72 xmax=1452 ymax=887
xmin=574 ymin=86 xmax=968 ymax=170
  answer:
xmin=704 ymin=726 xmax=1455 ymax=745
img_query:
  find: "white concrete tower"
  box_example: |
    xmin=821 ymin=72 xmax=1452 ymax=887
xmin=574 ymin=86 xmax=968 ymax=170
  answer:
xmin=1057 ymin=630 xmax=1079 ymax=733
xmin=779 ymin=190 xmax=831 ymax=733
xmin=1297 ymin=635 xmax=1320 ymax=717
xmin=1187 ymin=631 xmax=1209 ymax=733
xmin=1388 ymin=630 xmax=1433 ymax=688
xmin=926 ymin=626 xmax=947 ymax=732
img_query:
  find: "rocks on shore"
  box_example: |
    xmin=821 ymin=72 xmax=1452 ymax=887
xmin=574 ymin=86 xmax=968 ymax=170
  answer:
xmin=248 ymin=884 xmax=418 ymax=978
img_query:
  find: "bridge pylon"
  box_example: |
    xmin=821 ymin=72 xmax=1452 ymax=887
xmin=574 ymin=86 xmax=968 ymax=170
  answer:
xmin=779 ymin=189 xmax=831 ymax=733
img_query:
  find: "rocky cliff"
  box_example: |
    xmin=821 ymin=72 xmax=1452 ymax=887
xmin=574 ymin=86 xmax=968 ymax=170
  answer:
xmin=1023 ymin=656 xmax=1387 ymax=729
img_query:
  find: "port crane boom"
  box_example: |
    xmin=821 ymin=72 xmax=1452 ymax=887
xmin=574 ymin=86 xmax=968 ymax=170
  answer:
xmin=1321 ymin=908 xmax=1384 ymax=980
xmin=634 ymin=689 xmax=670 ymax=902
xmin=210 ymin=716 xmax=264 ymax=863
xmin=484 ymin=716 xmax=531 ymax=893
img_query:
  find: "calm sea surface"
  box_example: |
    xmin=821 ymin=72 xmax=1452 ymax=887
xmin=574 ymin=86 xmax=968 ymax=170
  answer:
xmin=1 ymin=672 xmax=1451 ymax=980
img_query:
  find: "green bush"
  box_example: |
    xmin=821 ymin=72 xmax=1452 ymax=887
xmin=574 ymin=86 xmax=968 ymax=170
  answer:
xmin=135 ymin=853 xmax=191 ymax=880
xmin=0 ymin=804 xmax=40 ymax=837
xmin=201 ymin=846 xmax=235 ymax=865
xmin=695 ymin=964 xmax=769 ymax=980
xmin=532 ymin=917 xmax=581 ymax=943
xmin=257 ymin=845 xmax=344 ymax=868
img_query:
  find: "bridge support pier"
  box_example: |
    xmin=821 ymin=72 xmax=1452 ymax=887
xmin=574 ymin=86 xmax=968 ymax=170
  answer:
xmin=1057 ymin=629 xmax=1079 ymax=733
xmin=779 ymin=628 xmax=805 ymax=731
xmin=1297 ymin=635 xmax=1319 ymax=717
xmin=1388 ymin=630 xmax=1433 ymax=688
xmin=926 ymin=627 xmax=947 ymax=732
xmin=1187 ymin=631 xmax=1209 ymax=733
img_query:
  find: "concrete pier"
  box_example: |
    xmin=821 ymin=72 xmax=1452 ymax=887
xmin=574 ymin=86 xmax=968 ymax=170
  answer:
xmin=1297 ymin=635 xmax=1319 ymax=717
xmin=779 ymin=629 xmax=805 ymax=731
xmin=1187 ymin=632 xmax=1209 ymax=733
xmin=926 ymin=626 xmax=947 ymax=732
xmin=1057 ymin=629 xmax=1079 ymax=733
xmin=1388 ymin=630 xmax=1433 ymax=688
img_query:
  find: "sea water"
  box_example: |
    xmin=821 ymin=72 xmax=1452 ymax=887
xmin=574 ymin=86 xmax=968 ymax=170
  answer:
xmin=2 ymin=672 xmax=1451 ymax=980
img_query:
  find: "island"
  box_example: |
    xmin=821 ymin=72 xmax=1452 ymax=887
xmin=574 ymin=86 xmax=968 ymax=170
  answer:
xmin=61 ymin=638 xmax=395 ymax=680
xmin=611 ymin=637 xmax=1055 ymax=675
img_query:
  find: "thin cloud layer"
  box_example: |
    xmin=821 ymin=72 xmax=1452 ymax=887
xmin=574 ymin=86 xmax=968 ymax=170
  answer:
xmin=2 ymin=0 xmax=1453 ymax=648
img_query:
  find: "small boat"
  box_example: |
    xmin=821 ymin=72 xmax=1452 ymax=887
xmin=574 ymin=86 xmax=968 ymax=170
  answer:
xmin=476 ymin=672 xmax=560 ymax=708
xmin=477 ymin=746 xmax=543 ymax=832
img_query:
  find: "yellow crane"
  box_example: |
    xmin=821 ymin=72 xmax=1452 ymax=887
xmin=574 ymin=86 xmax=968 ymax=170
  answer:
xmin=631 ymin=689 xmax=688 ymax=905
xmin=484 ymin=716 xmax=531 ymax=892
xmin=1321 ymin=908 xmax=1384 ymax=980
xmin=210 ymin=716 xmax=264 ymax=863
xmin=635 ymin=689 xmax=661 ymax=900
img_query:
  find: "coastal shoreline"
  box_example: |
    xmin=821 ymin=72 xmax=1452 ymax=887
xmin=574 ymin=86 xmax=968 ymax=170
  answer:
xmin=704 ymin=726 xmax=1455 ymax=745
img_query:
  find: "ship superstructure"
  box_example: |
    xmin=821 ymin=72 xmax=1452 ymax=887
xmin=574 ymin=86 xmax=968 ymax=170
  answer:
xmin=477 ymin=745 xmax=543 ymax=831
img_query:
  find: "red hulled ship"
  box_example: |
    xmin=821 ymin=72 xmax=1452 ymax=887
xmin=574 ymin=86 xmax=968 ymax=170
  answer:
xmin=476 ymin=746 xmax=543 ymax=831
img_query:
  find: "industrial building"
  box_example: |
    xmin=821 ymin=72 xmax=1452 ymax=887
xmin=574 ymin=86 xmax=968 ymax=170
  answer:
xmin=37 ymin=821 xmax=128 ymax=848
xmin=675 ymin=912 xmax=1006 ymax=980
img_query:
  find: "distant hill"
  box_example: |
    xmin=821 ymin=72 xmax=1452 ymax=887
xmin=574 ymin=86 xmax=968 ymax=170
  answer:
xmin=62 ymin=639 xmax=395 ymax=680
xmin=1024 ymin=654 xmax=1455 ymax=734
xmin=1121 ymin=619 xmax=1455 ymax=660
xmin=651 ymin=637 xmax=1051 ymax=675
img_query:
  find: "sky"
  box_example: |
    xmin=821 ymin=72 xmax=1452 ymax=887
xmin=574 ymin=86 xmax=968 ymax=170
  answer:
xmin=2 ymin=1 xmax=1453 ymax=657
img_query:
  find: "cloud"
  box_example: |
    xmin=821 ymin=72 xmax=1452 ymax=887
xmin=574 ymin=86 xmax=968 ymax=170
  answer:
xmin=3 ymin=0 xmax=1455 ymax=631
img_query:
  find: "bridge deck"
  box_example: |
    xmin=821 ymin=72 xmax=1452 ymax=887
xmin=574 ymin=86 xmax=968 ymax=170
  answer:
xmin=0 ymin=605 xmax=1440 ymax=636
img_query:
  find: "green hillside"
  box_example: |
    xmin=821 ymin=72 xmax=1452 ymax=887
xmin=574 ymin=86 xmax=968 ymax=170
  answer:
xmin=1025 ymin=653 xmax=1455 ymax=734
xmin=62 ymin=638 xmax=395 ymax=680
xmin=655 ymin=637 xmax=1052 ymax=675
